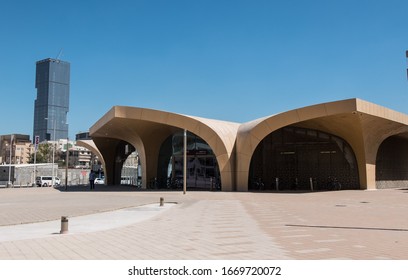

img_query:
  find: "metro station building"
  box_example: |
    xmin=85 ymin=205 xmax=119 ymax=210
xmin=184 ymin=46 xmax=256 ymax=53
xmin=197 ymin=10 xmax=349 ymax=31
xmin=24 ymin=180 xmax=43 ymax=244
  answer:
xmin=79 ymin=98 xmax=408 ymax=192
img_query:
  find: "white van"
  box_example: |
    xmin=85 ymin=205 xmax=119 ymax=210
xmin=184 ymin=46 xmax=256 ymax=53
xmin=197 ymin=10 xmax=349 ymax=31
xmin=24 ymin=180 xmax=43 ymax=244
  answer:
xmin=36 ymin=176 xmax=61 ymax=187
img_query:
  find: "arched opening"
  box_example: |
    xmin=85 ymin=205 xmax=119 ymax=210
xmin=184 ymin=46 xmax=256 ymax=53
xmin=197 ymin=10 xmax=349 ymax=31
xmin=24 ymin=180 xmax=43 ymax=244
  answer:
xmin=111 ymin=141 xmax=140 ymax=186
xmin=249 ymin=126 xmax=359 ymax=191
xmin=156 ymin=131 xmax=221 ymax=190
xmin=376 ymin=135 xmax=408 ymax=189
xmin=121 ymin=151 xmax=141 ymax=186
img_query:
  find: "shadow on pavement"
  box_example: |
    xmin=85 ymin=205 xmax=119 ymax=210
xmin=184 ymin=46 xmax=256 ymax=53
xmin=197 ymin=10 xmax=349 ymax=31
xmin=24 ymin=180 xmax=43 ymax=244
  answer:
xmin=286 ymin=224 xmax=408 ymax=232
xmin=54 ymin=185 xmax=209 ymax=192
xmin=54 ymin=185 xmax=142 ymax=192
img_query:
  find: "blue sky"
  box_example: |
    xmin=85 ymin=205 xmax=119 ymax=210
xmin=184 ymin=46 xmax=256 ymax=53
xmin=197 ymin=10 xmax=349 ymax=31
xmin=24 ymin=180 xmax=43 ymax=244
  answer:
xmin=1 ymin=0 xmax=408 ymax=140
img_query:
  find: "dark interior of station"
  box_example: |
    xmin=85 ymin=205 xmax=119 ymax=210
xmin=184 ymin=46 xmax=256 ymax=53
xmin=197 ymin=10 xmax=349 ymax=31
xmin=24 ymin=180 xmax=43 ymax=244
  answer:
xmin=249 ymin=126 xmax=360 ymax=191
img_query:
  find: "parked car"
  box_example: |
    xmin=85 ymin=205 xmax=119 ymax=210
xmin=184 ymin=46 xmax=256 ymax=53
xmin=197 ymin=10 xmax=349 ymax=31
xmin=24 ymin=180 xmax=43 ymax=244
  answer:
xmin=94 ymin=178 xmax=105 ymax=185
xmin=36 ymin=176 xmax=61 ymax=187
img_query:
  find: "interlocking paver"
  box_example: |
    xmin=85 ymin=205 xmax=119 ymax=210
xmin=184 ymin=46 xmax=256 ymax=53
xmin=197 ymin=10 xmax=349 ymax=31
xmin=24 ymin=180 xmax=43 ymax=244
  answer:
xmin=0 ymin=186 xmax=407 ymax=259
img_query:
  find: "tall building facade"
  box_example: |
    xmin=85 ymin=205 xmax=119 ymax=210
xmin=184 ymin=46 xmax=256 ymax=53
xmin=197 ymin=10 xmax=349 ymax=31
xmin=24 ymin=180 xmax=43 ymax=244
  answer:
xmin=33 ymin=58 xmax=70 ymax=142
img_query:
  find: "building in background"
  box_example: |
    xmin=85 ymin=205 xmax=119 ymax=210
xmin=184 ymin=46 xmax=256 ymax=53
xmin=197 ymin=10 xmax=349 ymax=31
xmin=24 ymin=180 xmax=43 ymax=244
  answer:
xmin=0 ymin=135 xmax=98 ymax=187
xmin=68 ymin=145 xmax=92 ymax=168
xmin=49 ymin=138 xmax=93 ymax=169
xmin=33 ymin=58 xmax=70 ymax=142
xmin=76 ymin=131 xmax=91 ymax=141
xmin=0 ymin=134 xmax=32 ymax=165
xmin=0 ymin=135 xmax=94 ymax=168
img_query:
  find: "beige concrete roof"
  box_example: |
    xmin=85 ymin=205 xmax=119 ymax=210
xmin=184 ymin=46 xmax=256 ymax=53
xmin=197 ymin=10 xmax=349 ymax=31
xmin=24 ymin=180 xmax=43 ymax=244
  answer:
xmin=87 ymin=98 xmax=408 ymax=191
xmin=236 ymin=98 xmax=408 ymax=190
xmin=89 ymin=106 xmax=240 ymax=189
xmin=238 ymin=98 xmax=408 ymax=157
xmin=90 ymin=106 xmax=240 ymax=158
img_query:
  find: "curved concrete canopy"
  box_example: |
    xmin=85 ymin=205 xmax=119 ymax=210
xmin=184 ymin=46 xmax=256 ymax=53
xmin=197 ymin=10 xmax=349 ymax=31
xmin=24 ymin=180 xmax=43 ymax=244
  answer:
xmin=90 ymin=106 xmax=240 ymax=190
xmin=76 ymin=139 xmax=106 ymax=178
xmin=236 ymin=98 xmax=408 ymax=191
xmin=88 ymin=98 xmax=408 ymax=191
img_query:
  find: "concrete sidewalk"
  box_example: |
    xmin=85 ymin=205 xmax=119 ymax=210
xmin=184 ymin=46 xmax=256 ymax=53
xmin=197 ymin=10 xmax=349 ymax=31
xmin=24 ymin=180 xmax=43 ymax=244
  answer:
xmin=0 ymin=186 xmax=407 ymax=259
xmin=0 ymin=203 xmax=174 ymax=242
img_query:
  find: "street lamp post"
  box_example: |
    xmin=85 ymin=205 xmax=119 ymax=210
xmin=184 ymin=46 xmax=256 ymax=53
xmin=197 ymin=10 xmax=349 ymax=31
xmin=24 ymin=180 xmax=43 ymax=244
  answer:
xmin=51 ymin=119 xmax=56 ymax=187
xmin=45 ymin=118 xmax=56 ymax=187
xmin=7 ymin=135 xmax=13 ymax=187
xmin=65 ymin=138 xmax=69 ymax=190
xmin=183 ymin=129 xmax=187 ymax=195
xmin=32 ymin=135 xmax=39 ymax=187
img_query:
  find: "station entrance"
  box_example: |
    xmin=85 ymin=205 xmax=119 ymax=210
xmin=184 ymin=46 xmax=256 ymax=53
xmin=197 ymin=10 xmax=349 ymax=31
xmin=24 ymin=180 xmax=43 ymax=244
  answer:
xmin=249 ymin=126 xmax=359 ymax=191
xmin=157 ymin=131 xmax=221 ymax=190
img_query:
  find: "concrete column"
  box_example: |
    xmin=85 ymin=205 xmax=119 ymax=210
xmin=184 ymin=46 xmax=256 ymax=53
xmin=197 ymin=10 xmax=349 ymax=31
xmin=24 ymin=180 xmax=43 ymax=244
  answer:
xmin=364 ymin=163 xmax=377 ymax=190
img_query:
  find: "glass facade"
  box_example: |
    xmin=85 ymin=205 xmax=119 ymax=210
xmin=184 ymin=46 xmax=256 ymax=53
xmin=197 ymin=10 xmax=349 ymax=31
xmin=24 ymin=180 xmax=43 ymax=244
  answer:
xmin=33 ymin=58 xmax=70 ymax=142
xmin=249 ymin=126 xmax=359 ymax=191
xmin=156 ymin=131 xmax=221 ymax=190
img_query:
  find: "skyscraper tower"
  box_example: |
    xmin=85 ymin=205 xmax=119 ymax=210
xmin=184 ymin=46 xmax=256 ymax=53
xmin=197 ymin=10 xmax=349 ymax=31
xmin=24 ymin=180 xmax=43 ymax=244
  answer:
xmin=33 ymin=58 xmax=70 ymax=142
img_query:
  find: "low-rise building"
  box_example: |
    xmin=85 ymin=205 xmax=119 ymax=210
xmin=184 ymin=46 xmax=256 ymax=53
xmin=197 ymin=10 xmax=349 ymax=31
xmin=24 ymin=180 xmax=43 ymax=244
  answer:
xmin=0 ymin=134 xmax=32 ymax=165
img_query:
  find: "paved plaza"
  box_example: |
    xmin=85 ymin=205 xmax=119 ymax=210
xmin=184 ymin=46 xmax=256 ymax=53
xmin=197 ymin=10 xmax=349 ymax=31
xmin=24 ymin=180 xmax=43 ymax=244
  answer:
xmin=0 ymin=185 xmax=407 ymax=260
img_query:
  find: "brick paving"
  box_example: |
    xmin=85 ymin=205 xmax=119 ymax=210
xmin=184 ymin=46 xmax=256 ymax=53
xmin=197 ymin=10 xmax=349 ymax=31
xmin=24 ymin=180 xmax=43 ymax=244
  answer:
xmin=0 ymin=186 xmax=407 ymax=259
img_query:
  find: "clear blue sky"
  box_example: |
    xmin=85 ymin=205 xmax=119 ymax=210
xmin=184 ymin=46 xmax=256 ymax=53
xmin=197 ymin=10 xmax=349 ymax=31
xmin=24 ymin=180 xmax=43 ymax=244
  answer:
xmin=1 ymin=0 xmax=408 ymax=140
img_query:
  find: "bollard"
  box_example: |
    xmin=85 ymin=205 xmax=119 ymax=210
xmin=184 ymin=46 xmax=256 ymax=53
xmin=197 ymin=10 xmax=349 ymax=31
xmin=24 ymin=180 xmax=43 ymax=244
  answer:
xmin=310 ymin=177 xmax=314 ymax=191
xmin=275 ymin=178 xmax=279 ymax=191
xmin=160 ymin=197 xmax=164 ymax=207
xmin=60 ymin=216 xmax=69 ymax=234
